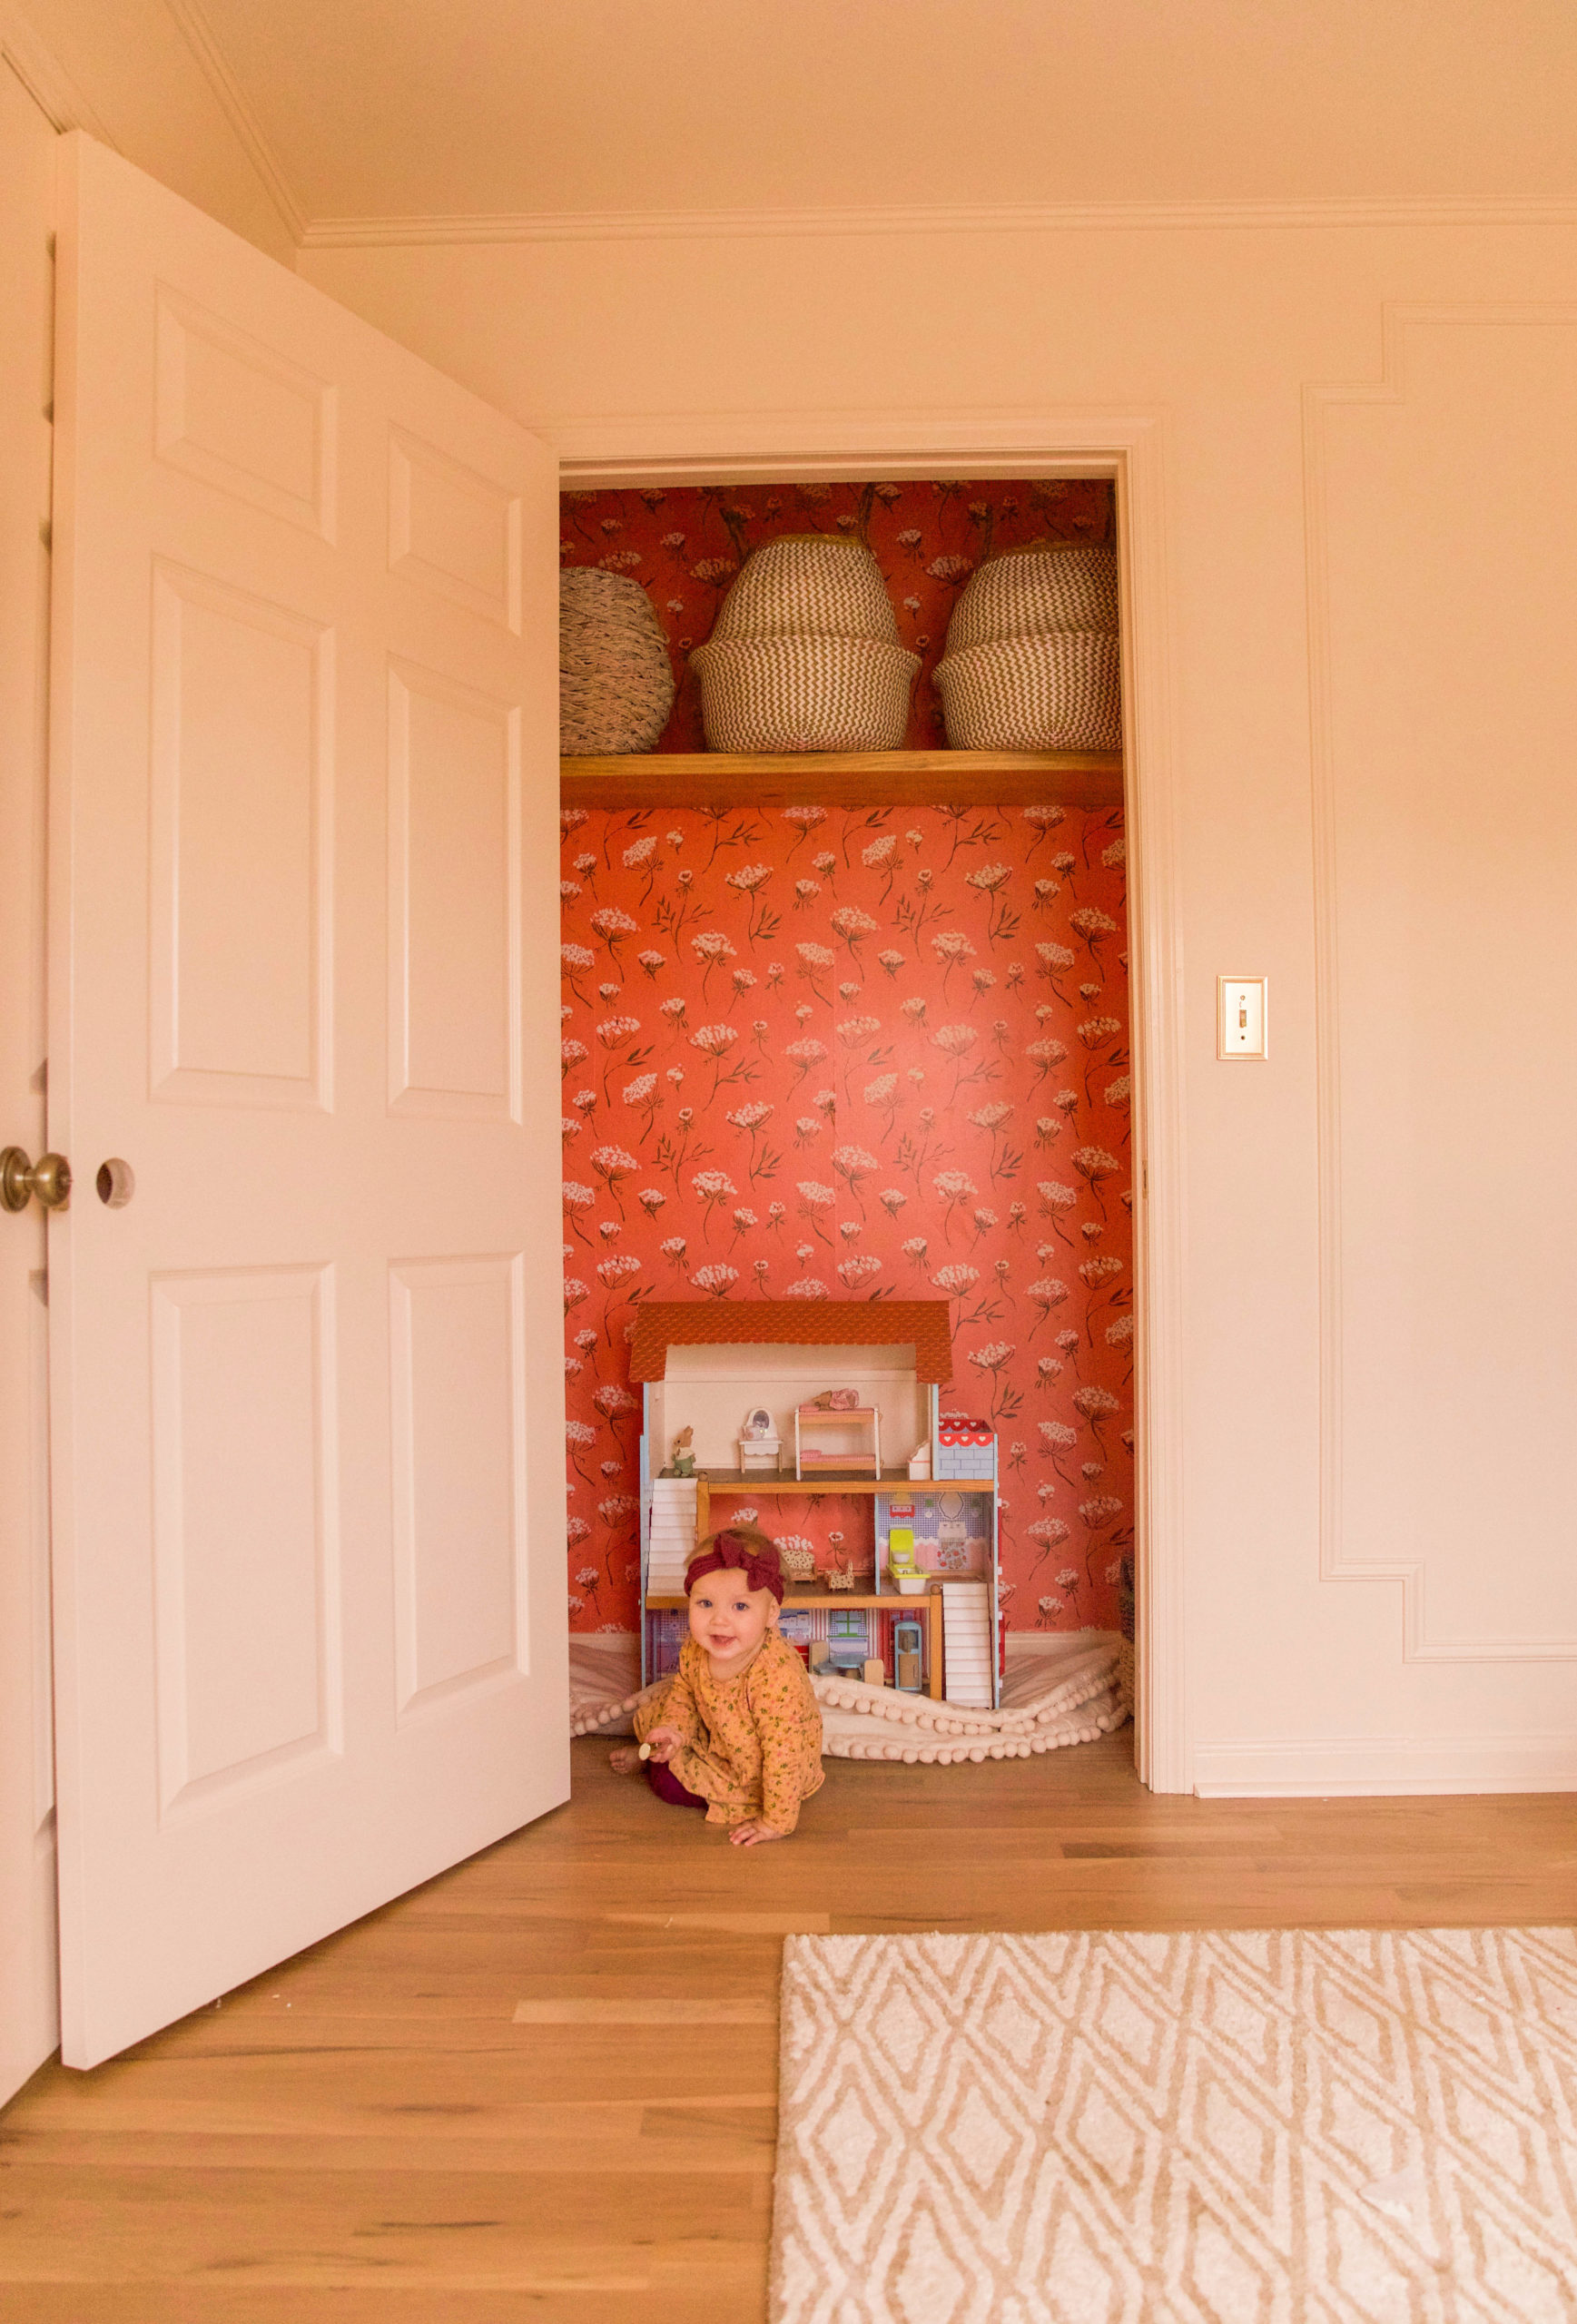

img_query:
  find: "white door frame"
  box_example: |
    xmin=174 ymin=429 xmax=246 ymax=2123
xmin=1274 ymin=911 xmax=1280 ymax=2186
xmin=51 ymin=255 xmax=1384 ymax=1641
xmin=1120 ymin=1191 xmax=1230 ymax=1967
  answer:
xmin=547 ymin=408 xmax=1188 ymax=1793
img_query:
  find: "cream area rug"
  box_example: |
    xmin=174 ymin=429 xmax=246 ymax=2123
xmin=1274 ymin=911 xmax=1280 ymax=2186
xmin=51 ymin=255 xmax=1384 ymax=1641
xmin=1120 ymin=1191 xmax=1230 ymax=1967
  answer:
xmin=770 ymin=1926 xmax=1577 ymax=2323
xmin=570 ymin=1630 xmax=1128 ymax=1764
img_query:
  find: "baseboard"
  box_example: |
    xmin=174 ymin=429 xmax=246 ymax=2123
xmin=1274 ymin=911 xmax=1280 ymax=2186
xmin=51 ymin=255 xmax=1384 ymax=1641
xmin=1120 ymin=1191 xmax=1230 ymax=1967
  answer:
xmin=1192 ymin=1733 xmax=1577 ymax=1797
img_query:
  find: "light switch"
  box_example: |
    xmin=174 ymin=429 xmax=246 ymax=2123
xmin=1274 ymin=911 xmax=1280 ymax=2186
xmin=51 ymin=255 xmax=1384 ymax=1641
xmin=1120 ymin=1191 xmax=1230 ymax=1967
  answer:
xmin=1217 ymin=976 xmax=1267 ymax=1060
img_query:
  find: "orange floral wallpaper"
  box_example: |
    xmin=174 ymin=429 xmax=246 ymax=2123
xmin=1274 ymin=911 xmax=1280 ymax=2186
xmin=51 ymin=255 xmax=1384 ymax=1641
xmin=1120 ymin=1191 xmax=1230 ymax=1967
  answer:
xmin=561 ymin=800 xmax=1132 ymax=1640
xmin=559 ymin=478 xmax=1114 ymax=752
xmin=559 ymin=480 xmax=1129 ymax=1642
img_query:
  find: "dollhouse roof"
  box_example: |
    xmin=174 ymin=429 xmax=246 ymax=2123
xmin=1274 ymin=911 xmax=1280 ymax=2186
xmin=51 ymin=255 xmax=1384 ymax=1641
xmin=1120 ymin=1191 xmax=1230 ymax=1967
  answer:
xmin=628 ymin=1300 xmax=954 ymax=1384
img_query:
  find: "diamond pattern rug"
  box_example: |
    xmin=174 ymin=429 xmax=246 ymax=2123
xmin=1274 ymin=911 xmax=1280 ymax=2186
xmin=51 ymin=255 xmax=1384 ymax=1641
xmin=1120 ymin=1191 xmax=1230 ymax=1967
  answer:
xmin=769 ymin=1927 xmax=1577 ymax=2322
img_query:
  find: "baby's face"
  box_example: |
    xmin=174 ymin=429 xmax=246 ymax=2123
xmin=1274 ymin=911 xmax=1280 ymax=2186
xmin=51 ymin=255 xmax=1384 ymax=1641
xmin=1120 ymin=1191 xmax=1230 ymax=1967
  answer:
xmin=688 ymin=1569 xmax=778 ymax=1671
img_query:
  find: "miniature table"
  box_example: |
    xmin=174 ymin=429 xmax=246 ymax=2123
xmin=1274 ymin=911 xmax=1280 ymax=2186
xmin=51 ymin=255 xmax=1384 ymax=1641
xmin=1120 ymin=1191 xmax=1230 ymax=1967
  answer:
xmin=643 ymin=1581 xmax=945 ymax=1700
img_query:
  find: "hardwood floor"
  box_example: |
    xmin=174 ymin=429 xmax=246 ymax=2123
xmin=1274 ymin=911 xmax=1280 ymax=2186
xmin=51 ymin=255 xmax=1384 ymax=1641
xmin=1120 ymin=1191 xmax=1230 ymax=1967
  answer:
xmin=2 ymin=1731 xmax=1574 ymax=2321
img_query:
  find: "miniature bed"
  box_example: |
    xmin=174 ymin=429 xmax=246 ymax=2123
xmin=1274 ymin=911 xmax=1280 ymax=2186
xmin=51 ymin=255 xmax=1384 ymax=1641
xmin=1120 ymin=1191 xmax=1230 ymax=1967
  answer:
xmin=570 ymin=1630 xmax=1129 ymax=1768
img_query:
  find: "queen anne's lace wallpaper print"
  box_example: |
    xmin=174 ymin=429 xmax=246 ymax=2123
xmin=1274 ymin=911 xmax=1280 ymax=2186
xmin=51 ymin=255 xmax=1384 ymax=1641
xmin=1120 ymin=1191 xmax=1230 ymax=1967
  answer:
xmin=560 ymin=478 xmax=1129 ymax=1640
xmin=560 ymin=803 xmax=1133 ymax=1640
xmin=559 ymin=478 xmax=1114 ymax=752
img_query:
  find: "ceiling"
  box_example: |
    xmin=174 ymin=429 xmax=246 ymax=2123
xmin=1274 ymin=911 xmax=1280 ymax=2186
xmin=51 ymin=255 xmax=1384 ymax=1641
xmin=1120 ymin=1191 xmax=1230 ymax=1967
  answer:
xmin=20 ymin=0 xmax=1577 ymax=245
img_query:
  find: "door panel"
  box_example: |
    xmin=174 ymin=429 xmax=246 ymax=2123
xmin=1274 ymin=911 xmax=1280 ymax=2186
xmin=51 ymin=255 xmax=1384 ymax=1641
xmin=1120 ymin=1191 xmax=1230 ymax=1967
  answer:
xmin=154 ymin=285 xmax=337 ymax=540
xmin=388 ymin=428 xmax=521 ymax=631
xmin=390 ymin=1254 xmax=525 ymax=1714
xmin=151 ymin=1264 xmax=339 ymax=1811
xmin=387 ymin=661 xmax=519 ymax=1118
xmin=149 ymin=562 xmax=332 ymax=1106
xmin=49 ymin=133 xmax=567 ymax=2069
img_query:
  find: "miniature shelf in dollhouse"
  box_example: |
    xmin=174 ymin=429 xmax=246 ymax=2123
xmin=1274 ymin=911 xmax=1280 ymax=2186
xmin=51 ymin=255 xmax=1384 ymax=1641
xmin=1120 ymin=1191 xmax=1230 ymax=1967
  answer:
xmin=560 ymin=748 xmax=1124 ymax=812
xmin=689 ymin=1468 xmax=917 ymax=1492
xmin=688 ymin=1471 xmax=917 ymax=1549
xmin=645 ymin=1582 xmax=946 ymax=1701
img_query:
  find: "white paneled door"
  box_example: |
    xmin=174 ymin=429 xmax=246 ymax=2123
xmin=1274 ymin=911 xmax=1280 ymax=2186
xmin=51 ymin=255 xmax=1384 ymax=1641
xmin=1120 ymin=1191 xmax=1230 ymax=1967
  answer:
xmin=48 ymin=133 xmax=567 ymax=2068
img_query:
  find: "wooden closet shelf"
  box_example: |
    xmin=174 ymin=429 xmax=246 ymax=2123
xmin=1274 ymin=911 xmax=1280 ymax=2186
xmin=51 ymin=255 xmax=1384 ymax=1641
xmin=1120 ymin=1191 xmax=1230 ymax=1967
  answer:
xmin=560 ymin=747 xmax=1124 ymax=811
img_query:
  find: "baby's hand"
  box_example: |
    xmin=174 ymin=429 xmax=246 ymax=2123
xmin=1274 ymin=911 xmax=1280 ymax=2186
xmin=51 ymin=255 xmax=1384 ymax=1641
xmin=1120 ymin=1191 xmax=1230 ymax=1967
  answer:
xmin=728 ymin=1819 xmax=786 ymax=1846
xmin=643 ymin=1724 xmax=683 ymax=1765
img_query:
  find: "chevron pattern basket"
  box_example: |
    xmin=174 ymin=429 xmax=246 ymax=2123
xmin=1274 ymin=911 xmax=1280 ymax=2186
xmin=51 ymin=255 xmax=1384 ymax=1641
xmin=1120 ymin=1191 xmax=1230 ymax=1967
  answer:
xmin=695 ymin=533 xmax=916 ymax=752
xmin=559 ymin=568 xmax=675 ymax=755
xmin=712 ymin=534 xmax=900 ymax=644
xmin=690 ymin=634 xmax=919 ymax=753
xmin=935 ymin=630 xmax=1121 ymax=751
xmin=947 ymin=541 xmax=1118 ymax=651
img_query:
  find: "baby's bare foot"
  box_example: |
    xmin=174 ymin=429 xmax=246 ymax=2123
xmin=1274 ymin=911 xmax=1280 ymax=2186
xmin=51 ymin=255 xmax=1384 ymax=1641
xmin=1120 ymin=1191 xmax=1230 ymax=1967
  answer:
xmin=608 ymin=1744 xmax=641 ymax=1775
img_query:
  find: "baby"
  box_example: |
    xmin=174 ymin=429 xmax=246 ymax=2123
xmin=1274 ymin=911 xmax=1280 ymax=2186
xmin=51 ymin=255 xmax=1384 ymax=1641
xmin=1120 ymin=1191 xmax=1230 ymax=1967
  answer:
xmin=609 ymin=1525 xmax=823 ymax=1846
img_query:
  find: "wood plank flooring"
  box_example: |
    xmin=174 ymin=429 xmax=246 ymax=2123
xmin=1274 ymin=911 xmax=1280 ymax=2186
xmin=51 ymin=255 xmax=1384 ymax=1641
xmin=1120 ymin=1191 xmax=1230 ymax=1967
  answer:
xmin=3 ymin=1732 xmax=1574 ymax=2321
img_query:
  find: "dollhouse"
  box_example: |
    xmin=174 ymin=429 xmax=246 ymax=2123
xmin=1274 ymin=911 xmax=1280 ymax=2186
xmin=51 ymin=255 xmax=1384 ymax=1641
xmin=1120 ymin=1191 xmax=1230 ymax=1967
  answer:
xmin=631 ymin=1302 xmax=1000 ymax=1708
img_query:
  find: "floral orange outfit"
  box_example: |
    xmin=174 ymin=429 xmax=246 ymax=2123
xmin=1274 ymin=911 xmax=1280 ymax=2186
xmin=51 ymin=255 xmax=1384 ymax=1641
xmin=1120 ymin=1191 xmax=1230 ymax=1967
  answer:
xmin=635 ymin=1630 xmax=824 ymax=1832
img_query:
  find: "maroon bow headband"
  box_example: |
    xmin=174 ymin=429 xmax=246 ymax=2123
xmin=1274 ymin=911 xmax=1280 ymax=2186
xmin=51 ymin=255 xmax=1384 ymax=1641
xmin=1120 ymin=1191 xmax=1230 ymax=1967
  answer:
xmin=685 ymin=1531 xmax=785 ymax=1603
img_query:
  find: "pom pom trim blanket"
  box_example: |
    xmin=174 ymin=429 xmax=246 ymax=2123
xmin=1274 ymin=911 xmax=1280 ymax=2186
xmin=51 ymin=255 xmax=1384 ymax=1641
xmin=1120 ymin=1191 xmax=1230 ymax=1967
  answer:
xmin=572 ymin=1631 xmax=1128 ymax=1767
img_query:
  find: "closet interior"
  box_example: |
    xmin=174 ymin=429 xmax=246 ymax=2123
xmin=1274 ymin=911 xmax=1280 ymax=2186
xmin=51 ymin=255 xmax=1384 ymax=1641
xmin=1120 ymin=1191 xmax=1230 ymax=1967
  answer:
xmin=558 ymin=478 xmax=1134 ymax=1709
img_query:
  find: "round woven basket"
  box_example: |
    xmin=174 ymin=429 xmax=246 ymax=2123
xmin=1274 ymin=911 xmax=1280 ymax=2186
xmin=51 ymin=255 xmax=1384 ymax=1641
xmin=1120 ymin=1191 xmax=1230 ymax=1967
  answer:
xmin=947 ymin=540 xmax=1118 ymax=652
xmin=691 ymin=633 xmax=919 ymax=753
xmin=712 ymin=534 xmax=900 ymax=645
xmin=559 ymin=568 xmax=675 ymax=755
xmin=1117 ymin=1636 xmax=1135 ymax=1709
xmin=934 ymin=630 xmax=1120 ymax=751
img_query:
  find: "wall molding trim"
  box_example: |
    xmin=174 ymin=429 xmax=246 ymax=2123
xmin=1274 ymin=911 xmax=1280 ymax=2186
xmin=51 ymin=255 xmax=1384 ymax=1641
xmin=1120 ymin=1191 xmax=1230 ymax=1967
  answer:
xmin=1303 ymin=300 xmax=1577 ymax=1667
xmin=1194 ymin=1731 xmax=1577 ymax=1797
xmin=301 ymin=195 xmax=1577 ymax=253
xmin=160 ymin=0 xmax=306 ymax=244
xmin=0 ymin=4 xmax=115 ymax=141
xmin=557 ymin=408 xmax=1190 ymax=1793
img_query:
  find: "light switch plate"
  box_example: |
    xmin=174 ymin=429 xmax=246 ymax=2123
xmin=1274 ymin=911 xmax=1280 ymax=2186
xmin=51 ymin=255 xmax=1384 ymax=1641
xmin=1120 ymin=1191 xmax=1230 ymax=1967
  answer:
xmin=1217 ymin=975 xmax=1268 ymax=1059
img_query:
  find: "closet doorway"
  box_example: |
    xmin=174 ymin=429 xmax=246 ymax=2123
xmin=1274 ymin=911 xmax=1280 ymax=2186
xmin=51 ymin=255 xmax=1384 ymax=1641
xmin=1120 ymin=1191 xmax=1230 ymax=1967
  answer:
xmin=551 ymin=455 xmax=1178 ymax=1787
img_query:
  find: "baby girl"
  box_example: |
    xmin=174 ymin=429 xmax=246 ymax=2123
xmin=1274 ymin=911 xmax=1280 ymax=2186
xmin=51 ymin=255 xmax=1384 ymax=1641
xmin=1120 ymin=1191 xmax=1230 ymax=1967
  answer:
xmin=609 ymin=1525 xmax=823 ymax=1845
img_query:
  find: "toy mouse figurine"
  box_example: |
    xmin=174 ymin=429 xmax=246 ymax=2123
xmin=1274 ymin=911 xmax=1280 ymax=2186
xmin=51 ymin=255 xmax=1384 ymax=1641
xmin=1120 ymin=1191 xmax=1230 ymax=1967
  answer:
xmin=672 ymin=1425 xmax=696 ymax=1478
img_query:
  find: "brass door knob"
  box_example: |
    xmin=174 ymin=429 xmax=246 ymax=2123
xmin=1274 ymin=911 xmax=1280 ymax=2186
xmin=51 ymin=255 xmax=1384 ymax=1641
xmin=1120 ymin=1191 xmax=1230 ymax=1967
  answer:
xmin=0 ymin=1147 xmax=72 ymax=1212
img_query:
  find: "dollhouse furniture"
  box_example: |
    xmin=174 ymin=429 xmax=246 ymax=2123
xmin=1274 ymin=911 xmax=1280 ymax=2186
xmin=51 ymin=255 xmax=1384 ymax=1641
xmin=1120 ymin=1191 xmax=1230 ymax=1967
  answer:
xmin=825 ymin=1608 xmax=871 ymax=1674
xmin=794 ymin=1402 xmax=880 ymax=1479
xmin=629 ymin=1301 xmax=1000 ymax=1705
xmin=737 ymin=1406 xmax=783 ymax=1475
xmin=892 ymin=1620 xmax=924 ymax=1693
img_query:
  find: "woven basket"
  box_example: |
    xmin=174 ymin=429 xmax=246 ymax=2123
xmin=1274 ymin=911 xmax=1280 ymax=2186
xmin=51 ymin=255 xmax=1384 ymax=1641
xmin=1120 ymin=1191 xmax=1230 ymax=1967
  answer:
xmin=712 ymin=533 xmax=900 ymax=645
xmin=691 ymin=634 xmax=919 ymax=753
xmin=559 ymin=568 xmax=675 ymax=755
xmin=947 ymin=540 xmax=1118 ymax=652
xmin=1117 ymin=1636 xmax=1135 ymax=1709
xmin=934 ymin=631 xmax=1120 ymax=751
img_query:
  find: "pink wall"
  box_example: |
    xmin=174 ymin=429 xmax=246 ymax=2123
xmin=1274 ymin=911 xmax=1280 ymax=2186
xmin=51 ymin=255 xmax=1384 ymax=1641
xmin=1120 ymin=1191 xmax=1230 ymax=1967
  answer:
xmin=561 ymin=798 xmax=1132 ymax=1637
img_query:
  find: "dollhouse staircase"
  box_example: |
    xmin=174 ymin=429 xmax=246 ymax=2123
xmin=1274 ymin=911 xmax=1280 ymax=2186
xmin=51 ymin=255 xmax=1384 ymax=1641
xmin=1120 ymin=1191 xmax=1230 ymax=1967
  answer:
xmin=646 ymin=1476 xmax=698 ymax=1596
xmin=941 ymin=1582 xmax=994 ymax=1709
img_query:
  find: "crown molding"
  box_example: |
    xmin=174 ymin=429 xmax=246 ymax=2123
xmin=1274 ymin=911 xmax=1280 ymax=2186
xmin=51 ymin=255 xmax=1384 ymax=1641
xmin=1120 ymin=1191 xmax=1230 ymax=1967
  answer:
xmin=300 ymin=192 xmax=1577 ymax=253
xmin=0 ymin=2 xmax=116 ymax=140
xmin=161 ymin=0 xmax=306 ymax=243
